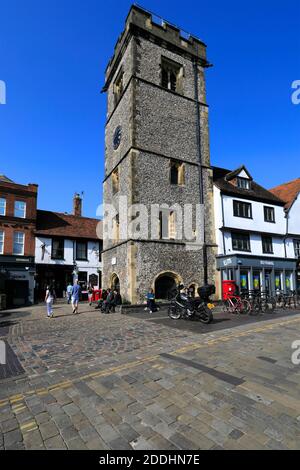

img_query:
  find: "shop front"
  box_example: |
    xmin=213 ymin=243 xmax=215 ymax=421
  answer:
xmin=217 ymin=255 xmax=297 ymax=296
xmin=0 ymin=256 xmax=35 ymax=307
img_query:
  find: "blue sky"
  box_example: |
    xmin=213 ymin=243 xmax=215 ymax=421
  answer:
xmin=0 ymin=0 xmax=299 ymax=217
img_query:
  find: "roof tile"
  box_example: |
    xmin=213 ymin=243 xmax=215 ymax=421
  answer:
xmin=36 ymin=210 xmax=102 ymax=240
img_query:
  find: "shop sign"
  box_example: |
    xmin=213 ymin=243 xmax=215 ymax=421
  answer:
xmin=260 ymin=260 xmax=274 ymax=267
xmin=223 ymin=258 xmax=233 ymax=267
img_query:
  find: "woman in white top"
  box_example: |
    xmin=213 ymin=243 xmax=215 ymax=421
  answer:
xmin=45 ymin=286 xmax=55 ymax=318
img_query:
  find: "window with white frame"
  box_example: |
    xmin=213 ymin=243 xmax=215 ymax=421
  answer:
xmin=237 ymin=177 xmax=250 ymax=190
xmin=233 ymin=200 xmax=252 ymax=218
xmin=0 ymin=231 xmax=4 ymax=254
xmin=294 ymin=240 xmax=300 ymax=258
xmin=14 ymin=201 xmax=26 ymax=218
xmin=13 ymin=232 xmax=25 ymax=255
xmin=0 ymin=198 xmax=6 ymax=216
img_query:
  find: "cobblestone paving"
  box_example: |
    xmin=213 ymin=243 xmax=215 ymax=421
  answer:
xmin=0 ymin=303 xmax=300 ymax=450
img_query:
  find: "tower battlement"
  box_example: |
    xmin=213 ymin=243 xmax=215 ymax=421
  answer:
xmin=104 ymin=5 xmax=209 ymax=87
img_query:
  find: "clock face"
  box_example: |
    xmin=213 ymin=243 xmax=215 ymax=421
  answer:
xmin=113 ymin=126 xmax=122 ymax=150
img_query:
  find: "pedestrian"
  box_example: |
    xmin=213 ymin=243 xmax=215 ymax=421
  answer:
xmin=66 ymin=282 xmax=73 ymax=304
xmin=95 ymin=289 xmax=107 ymax=310
xmin=45 ymin=285 xmax=55 ymax=318
xmin=88 ymin=284 xmax=94 ymax=306
xmin=71 ymin=279 xmax=81 ymax=314
xmin=103 ymin=288 xmax=114 ymax=313
xmin=144 ymin=288 xmax=159 ymax=314
xmin=110 ymin=289 xmax=123 ymax=313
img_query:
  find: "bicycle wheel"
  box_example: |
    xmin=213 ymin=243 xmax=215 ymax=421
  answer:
xmin=223 ymin=300 xmax=233 ymax=313
xmin=240 ymin=299 xmax=251 ymax=314
xmin=266 ymin=296 xmax=276 ymax=313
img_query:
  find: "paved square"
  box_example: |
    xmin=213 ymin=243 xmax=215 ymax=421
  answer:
xmin=0 ymin=303 xmax=300 ymax=450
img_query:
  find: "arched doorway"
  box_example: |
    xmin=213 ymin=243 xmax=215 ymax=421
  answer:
xmin=154 ymin=271 xmax=182 ymax=300
xmin=111 ymin=273 xmax=120 ymax=291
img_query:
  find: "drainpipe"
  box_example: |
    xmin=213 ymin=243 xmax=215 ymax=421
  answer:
xmin=193 ymin=60 xmax=208 ymax=285
xmin=221 ymin=193 xmax=226 ymax=255
xmin=284 ymin=208 xmax=289 ymax=259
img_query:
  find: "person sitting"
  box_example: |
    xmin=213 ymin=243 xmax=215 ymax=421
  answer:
xmin=95 ymin=289 xmax=107 ymax=310
xmin=144 ymin=288 xmax=159 ymax=314
xmin=109 ymin=290 xmax=122 ymax=312
xmin=103 ymin=289 xmax=114 ymax=313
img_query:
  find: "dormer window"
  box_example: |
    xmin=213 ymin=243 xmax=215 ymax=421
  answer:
xmin=237 ymin=177 xmax=250 ymax=190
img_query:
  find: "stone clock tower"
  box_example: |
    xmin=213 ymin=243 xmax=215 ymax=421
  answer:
xmin=102 ymin=5 xmax=216 ymax=303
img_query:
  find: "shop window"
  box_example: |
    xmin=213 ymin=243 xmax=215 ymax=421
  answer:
xmin=170 ymin=160 xmax=185 ymax=186
xmin=13 ymin=232 xmax=25 ymax=255
xmin=0 ymin=230 xmax=4 ymax=254
xmin=14 ymin=200 xmax=26 ymax=218
xmin=161 ymin=57 xmax=183 ymax=93
xmin=112 ymin=168 xmax=119 ymax=194
xmin=240 ymin=271 xmax=249 ymax=292
xmin=294 ymin=240 xmax=300 ymax=258
xmin=51 ymin=238 xmax=64 ymax=259
xmin=253 ymin=271 xmax=261 ymax=291
xmin=275 ymin=272 xmax=282 ymax=291
xmin=237 ymin=177 xmax=250 ymax=190
xmin=232 ymin=232 xmax=251 ymax=252
xmin=233 ymin=200 xmax=252 ymax=219
xmin=0 ymin=198 xmax=6 ymax=216
xmin=78 ymin=271 xmax=88 ymax=290
xmin=264 ymin=206 xmax=275 ymax=223
xmin=76 ymin=241 xmax=88 ymax=260
xmin=113 ymin=69 xmax=124 ymax=106
xmin=262 ymin=236 xmax=273 ymax=254
xmin=285 ymin=272 xmax=292 ymax=291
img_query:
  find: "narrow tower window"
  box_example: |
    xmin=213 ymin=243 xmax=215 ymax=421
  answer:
xmin=170 ymin=160 xmax=185 ymax=185
xmin=113 ymin=69 xmax=124 ymax=106
xmin=161 ymin=57 xmax=183 ymax=93
xmin=112 ymin=168 xmax=119 ymax=195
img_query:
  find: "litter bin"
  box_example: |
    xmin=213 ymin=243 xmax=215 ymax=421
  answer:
xmin=222 ymin=280 xmax=238 ymax=300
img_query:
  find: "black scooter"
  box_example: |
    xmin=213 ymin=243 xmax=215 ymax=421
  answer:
xmin=168 ymin=284 xmax=215 ymax=324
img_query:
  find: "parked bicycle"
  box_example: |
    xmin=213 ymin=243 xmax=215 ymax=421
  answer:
xmin=222 ymin=294 xmax=251 ymax=315
xmin=275 ymin=290 xmax=300 ymax=309
xmin=241 ymin=290 xmax=276 ymax=314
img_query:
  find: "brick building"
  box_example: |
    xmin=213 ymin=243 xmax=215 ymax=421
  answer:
xmin=0 ymin=175 xmax=38 ymax=307
xmin=101 ymin=5 xmax=216 ymax=303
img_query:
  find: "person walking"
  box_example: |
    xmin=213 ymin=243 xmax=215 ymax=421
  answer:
xmin=66 ymin=282 xmax=73 ymax=304
xmin=45 ymin=285 xmax=55 ymax=318
xmin=71 ymin=279 xmax=81 ymax=314
xmin=88 ymin=284 xmax=94 ymax=306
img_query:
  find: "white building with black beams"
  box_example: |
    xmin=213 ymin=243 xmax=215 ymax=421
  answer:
xmin=213 ymin=166 xmax=297 ymax=298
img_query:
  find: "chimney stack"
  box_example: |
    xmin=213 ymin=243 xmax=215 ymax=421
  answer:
xmin=73 ymin=193 xmax=82 ymax=217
